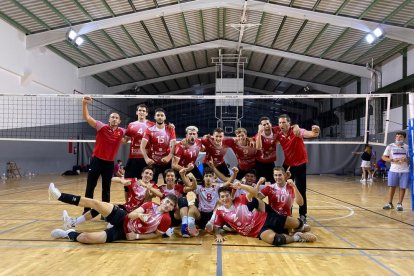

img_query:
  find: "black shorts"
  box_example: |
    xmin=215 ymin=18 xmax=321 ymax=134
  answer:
xmin=258 ymin=213 xmax=288 ymax=238
xmin=169 ymin=210 xmax=181 ymax=227
xmin=124 ymin=158 xmax=147 ymax=178
xmin=198 ymin=211 xmax=213 ymax=229
xmin=104 ymin=205 xmax=127 ymax=242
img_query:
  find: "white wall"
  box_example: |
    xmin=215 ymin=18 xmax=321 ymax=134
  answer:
xmin=381 ymin=54 xmax=403 ymax=87
xmin=0 ymin=19 xmax=107 ymax=95
xmin=408 ymin=46 xmax=414 ymax=76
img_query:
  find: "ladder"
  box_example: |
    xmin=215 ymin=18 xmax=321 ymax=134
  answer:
xmin=6 ymin=161 xmax=21 ymax=178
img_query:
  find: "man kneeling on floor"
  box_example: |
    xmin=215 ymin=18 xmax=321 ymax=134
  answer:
xmin=213 ymin=183 xmax=317 ymax=246
xmin=48 ymin=183 xmax=176 ymax=244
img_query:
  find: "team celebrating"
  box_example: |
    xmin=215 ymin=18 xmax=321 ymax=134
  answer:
xmin=49 ymin=96 xmax=321 ymax=247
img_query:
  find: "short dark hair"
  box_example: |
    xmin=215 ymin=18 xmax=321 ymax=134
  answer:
xmin=164 ymin=168 xmax=175 ymax=176
xmin=396 ymin=131 xmax=406 ymax=138
xmin=203 ymin=166 xmax=214 ymax=176
xmin=137 ymin=104 xmax=148 ymax=112
xmin=278 ymin=114 xmax=291 ymax=123
xmin=165 ymin=194 xmax=178 ymax=204
xmin=213 ymin=127 xmax=224 ymax=134
xmin=154 ymin=108 xmax=166 ymax=114
xmin=259 ymin=116 xmax=270 ymax=123
xmin=273 ymin=166 xmax=286 ymax=173
xmin=142 ymin=166 xmax=154 ymax=174
xmin=245 ymin=169 xmax=256 ymax=176
xmin=218 ymin=186 xmax=232 ymax=195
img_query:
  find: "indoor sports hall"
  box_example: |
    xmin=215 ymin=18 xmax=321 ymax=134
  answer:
xmin=0 ymin=1 xmax=413 ymax=275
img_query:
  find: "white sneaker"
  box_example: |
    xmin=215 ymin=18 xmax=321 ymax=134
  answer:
xmin=222 ymin=225 xmax=235 ymax=232
xmin=294 ymin=232 xmax=317 ymax=242
xmin=63 ymin=210 xmax=76 ymax=230
xmin=396 ymin=203 xmax=403 ymax=211
xmin=51 ymin=228 xmax=75 ymax=239
xmin=48 ymin=183 xmax=61 ymax=200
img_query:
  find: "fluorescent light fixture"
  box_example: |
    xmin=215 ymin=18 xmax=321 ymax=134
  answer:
xmin=373 ymin=27 xmax=383 ymax=38
xmin=68 ymin=30 xmax=77 ymax=40
xmin=75 ymin=36 xmax=84 ymax=46
xmin=365 ymin=34 xmax=375 ymax=44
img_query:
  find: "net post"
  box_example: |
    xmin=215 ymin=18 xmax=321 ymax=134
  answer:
xmin=408 ymin=92 xmax=414 ymax=211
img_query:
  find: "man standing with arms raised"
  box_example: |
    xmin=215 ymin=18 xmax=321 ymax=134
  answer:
xmin=141 ymin=108 xmax=176 ymax=181
xmin=275 ymin=114 xmax=320 ymax=223
xmin=82 ymin=96 xmax=126 ymax=214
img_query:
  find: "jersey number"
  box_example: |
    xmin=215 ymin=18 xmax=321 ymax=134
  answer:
xmin=157 ymin=136 xmax=165 ymax=144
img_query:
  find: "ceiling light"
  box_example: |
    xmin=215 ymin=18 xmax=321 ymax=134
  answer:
xmin=68 ymin=30 xmax=77 ymax=40
xmin=75 ymin=36 xmax=84 ymax=46
xmin=373 ymin=27 xmax=383 ymax=38
xmin=365 ymin=34 xmax=375 ymax=44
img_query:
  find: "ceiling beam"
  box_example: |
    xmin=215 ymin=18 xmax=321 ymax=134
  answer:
xmin=80 ymin=40 xmax=370 ymax=79
xmin=26 ymin=0 xmax=414 ymax=49
xmin=107 ymin=65 xmax=340 ymax=94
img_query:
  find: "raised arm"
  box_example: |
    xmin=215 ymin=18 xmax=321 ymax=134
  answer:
xmin=111 ymin=177 xmax=131 ymax=186
xmin=223 ymin=167 xmax=239 ymax=186
xmin=82 ymin=96 xmax=97 ymax=128
xmin=287 ymin=179 xmax=304 ymax=206
xmin=208 ymin=159 xmax=230 ymax=182
xmin=179 ymin=169 xmax=197 ymax=192
xmin=302 ymin=125 xmax=320 ymax=138
xmin=230 ymin=182 xmax=258 ymax=201
xmin=256 ymin=125 xmax=263 ymax=150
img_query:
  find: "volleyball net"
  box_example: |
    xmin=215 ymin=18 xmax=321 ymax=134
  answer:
xmin=0 ymin=93 xmax=391 ymax=145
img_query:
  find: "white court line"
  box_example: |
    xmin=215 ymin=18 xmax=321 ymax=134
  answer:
xmin=308 ymin=199 xmax=355 ymax=221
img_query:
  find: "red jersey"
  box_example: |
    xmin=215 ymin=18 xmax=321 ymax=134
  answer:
xmin=255 ymin=130 xmax=278 ymax=163
xmin=124 ymin=178 xmax=159 ymax=213
xmin=143 ymin=125 xmax=176 ymax=165
xmin=214 ymin=195 xmax=267 ymax=238
xmin=175 ymin=139 xmax=203 ymax=167
xmin=125 ymin=120 xmax=155 ymax=158
xmin=275 ymin=126 xmax=307 ymax=166
xmin=160 ymin=183 xmax=184 ymax=198
xmin=260 ymin=183 xmax=295 ymax=216
xmin=124 ymin=201 xmax=171 ymax=234
xmin=201 ymin=136 xmax=233 ymax=165
xmin=229 ymin=139 xmax=261 ymax=170
xmin=93 ymin=121 xmax=126 ymax=161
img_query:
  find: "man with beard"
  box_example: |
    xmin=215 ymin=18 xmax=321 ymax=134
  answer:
xmin=81 ymin=96 xmax=126 ymax=214
xmin=172 ymin=126 xmax=203 ymax=181
xmin=275 ymin=114 xmax=320 ymax=223
xmin=141 ymin=108 xmax=176 ymax=181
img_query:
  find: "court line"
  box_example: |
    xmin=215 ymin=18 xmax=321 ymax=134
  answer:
xmin=0 ymin=179 xmax=83 ymax=196
xmin=0 ymin=238 xmax=202 ymax=246
xmin=311 ymin=217 xmax=399 ymax=276
xmin=308 ymin=188 xmax=414 ymax=227
xmin=216 ymin=244 xmax=222 ymax=276
xmin=222 ymin=249 xmax=414 ymax=259
xmin=212 ymin=243 xmax=414 ymax=252
xmin=0 ymin=220 xmax=37 ymax=234
xmin=0 ymin=243 xmax=202 ymax=252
